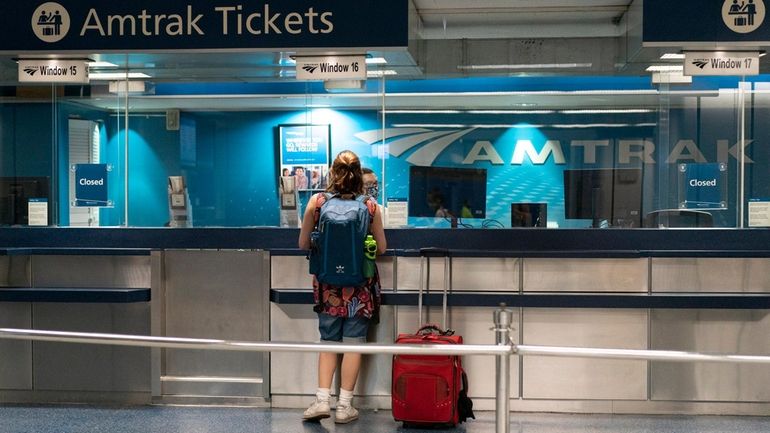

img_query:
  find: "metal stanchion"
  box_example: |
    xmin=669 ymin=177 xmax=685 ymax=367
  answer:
xmin=493 ymin=303 xmax=514 ymax=433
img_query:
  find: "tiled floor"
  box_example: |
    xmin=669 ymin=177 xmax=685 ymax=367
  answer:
xmin=0 ymin=405 xmax=769 ymax=433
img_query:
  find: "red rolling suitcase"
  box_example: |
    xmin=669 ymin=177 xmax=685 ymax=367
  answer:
xmin=391 ymin=248 xmax=473 ymax=427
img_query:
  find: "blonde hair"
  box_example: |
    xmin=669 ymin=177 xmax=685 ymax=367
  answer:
xmin=327 ymin=150 xmax=364 ymax=195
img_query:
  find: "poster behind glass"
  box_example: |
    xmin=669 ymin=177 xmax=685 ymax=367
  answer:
xmin=278 ymin=124 xmax=331 ymax=191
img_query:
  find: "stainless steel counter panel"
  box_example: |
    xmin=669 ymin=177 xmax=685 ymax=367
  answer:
xmin=271 ymin=256 xmax=311 ymax=289
xmin=522 ymin=308 xmax=648 ymax=400
xmin=31 ymin=255 xmax=150 ymax=288
xmin=651 ymin=258 xmax=770 ymax=293
xmin=651 ymin=309 xmax=770 ymax=402
xmin=269 ymin=303 xmax=395 ymax=398
xmin=32 ymin=303 xmax=150 ymax=392
xmin=0 ymin=304 xmax=31 ymax=390
xmin=396 ymin=257 xmax=518 ymax=292
xmin=269 ymin=304 xmax=319 ymax=396
xmin=0 ymin=256 xmax=30 ymax=287
xmin=524 ymin=258 xmax=648 ymax=292
xmin=161 ymin=250 xmax=268 ymax=399
xmin=450 ymin=258 xmax=519 ymax=292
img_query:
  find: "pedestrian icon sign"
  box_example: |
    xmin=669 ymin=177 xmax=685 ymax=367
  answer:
xmin=723 ymin=0 xmax=766 ymax=33
xmin=31 ymin=2 xmax=70 ymax=43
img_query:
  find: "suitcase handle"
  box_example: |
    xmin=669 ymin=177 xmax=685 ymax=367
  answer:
xmin=418 ymin=250 xmax=451 ymax=330
xmin=416 ymin=324 xmax=455 ymax=336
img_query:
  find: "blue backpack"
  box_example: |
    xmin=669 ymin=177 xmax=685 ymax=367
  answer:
xmin=309 ymin=193 xmax=374 ymax=286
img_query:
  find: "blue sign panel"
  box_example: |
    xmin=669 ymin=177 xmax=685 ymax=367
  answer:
xmin=678 ymin=163 xmax=727 ymax=210
xmin=75 ymin=163 xmax=109 ymax=207
xmin=644 ymin=0 xmax=770 ymax=44
xmin=0 ymin=1 xmax=407 ymax=52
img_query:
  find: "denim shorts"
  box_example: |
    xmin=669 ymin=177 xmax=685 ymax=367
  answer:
xmin=318 ymin=313 xmax=369 ymax=343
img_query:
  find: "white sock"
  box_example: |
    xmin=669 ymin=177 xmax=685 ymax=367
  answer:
xmin=338 ymin=388 xmax=354 ymax=408
xmin=316 ymin=387 xmax=331 ymax=402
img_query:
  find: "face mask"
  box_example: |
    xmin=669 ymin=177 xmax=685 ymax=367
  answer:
xmin=365 ymin=184 xmax=379 ymax=200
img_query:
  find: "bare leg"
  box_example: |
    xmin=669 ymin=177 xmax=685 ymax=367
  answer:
xmin=318 ymin=352 xmax=338 ymax=388
xmin=340 ymin=353 xmax=362 ymax=391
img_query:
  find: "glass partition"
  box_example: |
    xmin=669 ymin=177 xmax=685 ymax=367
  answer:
xmin=3 ymin=63 xmax=766 ymax=229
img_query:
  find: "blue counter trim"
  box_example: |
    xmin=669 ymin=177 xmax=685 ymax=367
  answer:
xmin=0 ymin=248 xmax=152 ymax=256
xmin=270 ymin=289 xmax=770 ymax=309
xmin=0 ymin=288 xmax=151 ymax=303
xmin=2 ymin=228 xmax=770 ymax=258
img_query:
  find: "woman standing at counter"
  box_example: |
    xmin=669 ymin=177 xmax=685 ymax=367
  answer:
xmin=298 ymin=150 xmax=387 ymax=424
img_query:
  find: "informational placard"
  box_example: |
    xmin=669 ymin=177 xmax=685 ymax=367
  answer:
xmin=748 ymin=200 xmax=770 ymax=227
xmin=28 ymin=198 xmax=49 ymax=226
xmin=678 ymin=163 xmax=727 ymax=210
xmin=386 ymin=198 xmax=408 ymax=227
xmin=278 ymin=124 xmax=330 ymax=191
xmin=296 ymin=55 xmax=366 ymax=80
xmin=684 ymin=51 xmax=759 ymax=76
xmin=73 ymin=163 xmax=111 ymax=207
xmin=18 ymin=59 xmax=88 ymax=84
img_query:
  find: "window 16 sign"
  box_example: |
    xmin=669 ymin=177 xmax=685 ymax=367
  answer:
xmin=73 ymin=163 xmax=112 ymax=207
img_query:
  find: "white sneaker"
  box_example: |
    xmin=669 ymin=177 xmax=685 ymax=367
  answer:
xmin=334 ymin=404 xmax=359 ymax=424
xmin=302 ymin=399 xmax=331 ymax=421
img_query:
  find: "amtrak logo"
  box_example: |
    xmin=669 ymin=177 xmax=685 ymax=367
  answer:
xmin=691 ymin=59 xmax=709 ymax=69
xmin=302 ymin=64 xmax=320 ymax=74
xmin=336 ymin=265 xmax=345 ymax=274
xmin=354 ymin=127 xmax=475 ymax=166
xmin=23 ymin=67 xmax=39 ymax=76
xmin=723 ymin=0 xmax=765 ymax=33
xmin=32 ymin=2 xmax=70 ymax=43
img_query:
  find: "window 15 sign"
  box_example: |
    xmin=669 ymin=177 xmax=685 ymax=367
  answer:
xmin=73 ymin=163 xmax=112 ymax=207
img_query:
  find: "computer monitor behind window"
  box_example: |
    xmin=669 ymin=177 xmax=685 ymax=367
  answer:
xmin=511 ymin=203 xmax=547 ymax=227
xmin=563 ymin=168 xmax=642 ymax=228
xmin=408 ymin=166 xmax=487 ymax=218
xmin=0 ymin=177 xmax=50 ymax=226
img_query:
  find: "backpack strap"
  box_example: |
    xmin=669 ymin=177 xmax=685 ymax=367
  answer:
xmin=357 ymin=195 xmax=377 ymax=224
xmin=313 ymin=192 xmax=333 ymax=227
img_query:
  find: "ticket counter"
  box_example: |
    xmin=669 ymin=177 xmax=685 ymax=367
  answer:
xmin=1 ymin=227 xmax=770 ymax=415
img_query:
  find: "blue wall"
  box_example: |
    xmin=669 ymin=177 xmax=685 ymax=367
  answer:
xmin=96 ymin=104 xmax=767 ymax=228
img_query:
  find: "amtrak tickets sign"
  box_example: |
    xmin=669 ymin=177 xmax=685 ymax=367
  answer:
xmin=0 ymin=1 xmax=407 ymax=52
xmin=644 ymin=0 xmax=770 ymax=45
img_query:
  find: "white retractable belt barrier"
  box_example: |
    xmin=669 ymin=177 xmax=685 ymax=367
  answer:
xmin=5 ymin=303 xmax=770 ymax=433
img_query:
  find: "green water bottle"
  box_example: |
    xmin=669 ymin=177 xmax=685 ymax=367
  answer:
xmin=363 ymin=234 xmax=377 ymax=278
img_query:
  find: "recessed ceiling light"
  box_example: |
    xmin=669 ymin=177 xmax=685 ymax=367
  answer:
xmin=367 ymin=70 xmax=397 ymax=77
xmin=466 ymin=110 xmax=556 ymax=114
xmin=365 ymin=57 xmax=387 ymax=65
xmin=646 ymin=65 xmax=684 ymax=72
xmin=560 ymin=109 xmax=656 ymax=114
xmin=382 ymin=110 xmax=463 ymax=114
xmin=87 ymin=61 xmax=119 ymax=68
xmin=89 ymin=72 xmax=151 ymax=80
xmin=458 ymin=63 xmax=592 ymax=70
xmin=660 ymin=53 xmax=685 ymax=60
